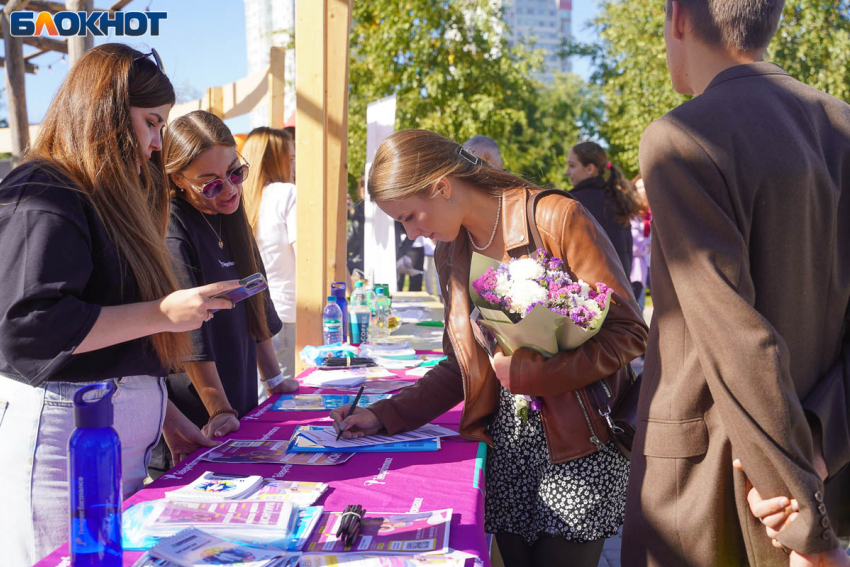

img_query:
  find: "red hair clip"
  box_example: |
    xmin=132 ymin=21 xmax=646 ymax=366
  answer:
xmin=606 ymin=161 xmax=612 ymax=169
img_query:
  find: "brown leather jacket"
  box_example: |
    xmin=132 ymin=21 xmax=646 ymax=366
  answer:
xmin=368 ymin=187 xmax=648 ymax=463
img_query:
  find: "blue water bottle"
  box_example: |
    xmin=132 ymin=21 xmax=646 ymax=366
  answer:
xmin=330 ymin=281 xmax=348 ymax=343
xmin=69 ymin=382 xmax=122 ymax=566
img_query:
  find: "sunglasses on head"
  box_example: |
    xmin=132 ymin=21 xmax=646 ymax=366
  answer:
xmin=183 ymin=157 xmax=250 ymax=199
xmin=134 ymin=48 xmax=164 ymax=73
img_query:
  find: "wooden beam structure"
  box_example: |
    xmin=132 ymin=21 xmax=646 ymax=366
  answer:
xmin=21 ymin=34 xmax=68 ymax=54
xmin=0 ymin=55 xmax=37 ymax=74
xmin=3 ymin=0 xmax=65 ymax=11
xmin=2 ymin=0 xmax=32 ymax=162
xmin=65 ymin=0 xmax=92 ymax=66
xmin=268 ymin=46 xmax=285 ymax=128
xmin=23 ymin=47 xmax=46 ymax=61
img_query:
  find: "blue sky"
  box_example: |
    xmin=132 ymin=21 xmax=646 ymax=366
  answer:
xmin=2 ymin=0 xmax=600 ymax=135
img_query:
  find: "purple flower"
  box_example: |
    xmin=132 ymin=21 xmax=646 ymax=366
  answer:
xmin=569 ymin=305 xmax=594 ymax=328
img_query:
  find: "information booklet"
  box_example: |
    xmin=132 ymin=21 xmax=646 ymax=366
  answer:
xmin=271 ymin=394 xmax=391 ymax=412
xmin=301 ymin=367 xmax=395 ymax=388
xmin=251 ymin=480 xmax=328 ymax=507
xmin=165 ymin=472 xmax=264 ymax=501
xmin=299 ymin=551 xmax=478 ymax=567
xmin=132 ymin=552 xmax=300 ymax=567
xmin=303 ymin=509 xmax=452 ymax=555
xmin=147 ymin=527 xmax=290 ymax=566
xmin=200 ymin=440 xmax=354 ymax=466
xmin=288 ymin=426 xmax=441 ymax=454
xmin=332 ymin=380 xmax=413 ymax=395
xmin=296 ymin=424 xmax=457 ymax=449
xmin=143 ymin=500 xmax=296 ymax=539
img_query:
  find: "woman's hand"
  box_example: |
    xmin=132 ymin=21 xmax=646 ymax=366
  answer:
xmin=162 ymin=401 xmax=221 ymax=464
xmin=158 ymin=280 xmax=241 ymax=332
xmin=330 ymin=404 xmax=383 ymax=439
xmin=202 ymin=412 xmax=240 ymax=438
xmin=490 ymin=347 xmax=512 ymax=389
xmin=265 ymin=377 xmax=299 ymax=396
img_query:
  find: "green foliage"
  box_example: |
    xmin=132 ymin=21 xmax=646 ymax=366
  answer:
xmin=346 ymin=0 xmax=603 ymax=193
xmin=571 ymin=0 xmax=850 ymax=175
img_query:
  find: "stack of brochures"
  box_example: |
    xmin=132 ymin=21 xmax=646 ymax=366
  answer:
xmin=165 ymin=472 xmax=264 ymax=501
xmin=132 ymin=527 xmax=300 ymax=567
xmin=287 ymin=424 xmax=458 ymax=454
xmin=301 ymin=367 xmax=395 ymax=388
xmin=143 ymin=499 xmax=297 ymax=541
xmin=271 ymin=394 xmax=391 ymax=412
xmin=200 ymin=440 xmax=354 ymax=466
xmin=300 ymin=550 xmax=481 ymax=567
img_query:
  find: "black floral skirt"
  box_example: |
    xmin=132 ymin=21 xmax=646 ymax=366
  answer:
xmin=484 ymin=386 xmax=630 ymax=545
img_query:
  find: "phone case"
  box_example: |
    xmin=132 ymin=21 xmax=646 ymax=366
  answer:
xmin=210 ymin=273 xmax=268 ymax=312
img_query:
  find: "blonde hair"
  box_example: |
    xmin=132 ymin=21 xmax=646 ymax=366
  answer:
xmin=368 ymin=129 xmax=537 ymax=202
xmin=163 ymin=111 xmax=271 ymax=342
xmin=240 ymin=127 xmax=293 ymax=234
xmin=25 ymin=42 xmax=189 ymax=370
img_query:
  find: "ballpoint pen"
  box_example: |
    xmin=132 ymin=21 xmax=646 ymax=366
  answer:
xmin=336 ymin=385 xmax=365 ymax=442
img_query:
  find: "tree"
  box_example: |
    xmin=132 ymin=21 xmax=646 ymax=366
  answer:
xmin=573 ymin=0 xmax=850 ymax=175
xmin=346 ymin=0 xmax=603 ymax=193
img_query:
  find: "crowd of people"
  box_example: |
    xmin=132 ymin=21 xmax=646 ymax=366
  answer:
xmin=0 ymin=1 xmax=847 ymax=567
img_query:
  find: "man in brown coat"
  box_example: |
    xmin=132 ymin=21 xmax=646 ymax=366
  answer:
xmin=622 ymin=0 xmax=850 ymax=566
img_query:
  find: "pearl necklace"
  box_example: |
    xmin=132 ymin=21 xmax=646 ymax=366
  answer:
xmin=467 ymin=197 xmax=502 ymax=251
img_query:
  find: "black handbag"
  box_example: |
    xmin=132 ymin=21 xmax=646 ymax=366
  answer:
xmin=524 ymin=188 xmax=641 ymax=459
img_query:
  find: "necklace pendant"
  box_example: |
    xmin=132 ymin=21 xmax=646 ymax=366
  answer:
xmin=218 ymin=240 xmax=224 ymax=249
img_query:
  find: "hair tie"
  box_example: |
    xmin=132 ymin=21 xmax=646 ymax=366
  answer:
xmin=606 ymin=161 xmax=612 ymax=169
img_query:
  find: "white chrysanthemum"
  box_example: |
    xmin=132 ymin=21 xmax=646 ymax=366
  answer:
xmin=508 ymin=279 xmax=548 ymax=317
xmin=508 ymin=258 xmax=545 ymax=281
xmin=577 ymin=279 xmax=591 ymax=297
xmin=495 ymin=272 xmax=512 ymax=297
xmin=581 ymin=298 xmax=601 ymax=317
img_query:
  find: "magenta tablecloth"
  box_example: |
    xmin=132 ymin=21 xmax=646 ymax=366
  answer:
xmin=33 ymin=365 xmax=489 ymax=567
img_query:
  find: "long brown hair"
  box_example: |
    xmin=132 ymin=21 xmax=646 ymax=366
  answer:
xmin=24 ymin=43 xmax=189 ymax=370
xmin=164 ymin=111 xmax=271 ymax=341
xmin=240 ymin=127 xmax=293 ymax=234
xmin=570 ymin=141 xmax=642 ymax=226
xmin=368 ymin=129 xmax=537 ymax=202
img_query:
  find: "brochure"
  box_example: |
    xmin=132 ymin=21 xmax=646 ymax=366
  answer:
xmin=297 ymin=424 xmax=457 ymax=449
xmin=144 ymin=500 xmax=296 ymax=537
xmin=132 ymin=553 xmax=300 ymax=567
xmin=165 ymin=472 xmax=264 ymax=501
xmin=331 ymin=380 xmax=413 ymax=395
xmin=288 ymin=426 xmax=441 ymax=454
xmin=149 ymin=528 xmax=285 ymax=566
xmin=301 ymin=367 xmax=395 ymax=388
xmin=200 ymin=440 xmax=354 ymax=466
xmin=303 ymin=509 xmax=452 ymax=555
xmin=271 ymin=394 xmax=391 ymax=412
xmin=251 ymin=479 xmax=328 ymax=507
xmin=299 ymin=550 xmax=477 ymax=566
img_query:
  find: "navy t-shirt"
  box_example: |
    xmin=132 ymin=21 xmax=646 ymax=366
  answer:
xmin=0 ymin=161 xmax=167 ymax=386
xmin=166 ymin=197 xmax=282 ymax=424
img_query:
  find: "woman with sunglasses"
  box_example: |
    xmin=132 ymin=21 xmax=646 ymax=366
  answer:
xmin=240 ymin=128 xmax=298 ymax=393
xmin=162 ymin=110 xmax=298 ymax=446
xmin=0 ymin=45 xmax=238 ymax=565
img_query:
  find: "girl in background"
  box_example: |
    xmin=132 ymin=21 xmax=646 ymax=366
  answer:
xmin=240 ymin=127 xmax=299 ymax=386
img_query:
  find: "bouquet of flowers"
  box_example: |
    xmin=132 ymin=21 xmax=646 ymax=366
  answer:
xmin=469 ymin=249 xmax=613 ymax=421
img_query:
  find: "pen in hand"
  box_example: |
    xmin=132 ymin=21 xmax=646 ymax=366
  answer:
xmin=336 ymin=385 xmax=366 ymax=442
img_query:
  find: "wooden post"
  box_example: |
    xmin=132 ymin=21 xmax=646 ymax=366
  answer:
xmin=268 ymin=46 xmax=285 ymax=128
xmin=295 ymin=0 xmax=328 ymax=371
xmin=202 ymin=86 xmax=224 ymax=118
xmin=1 ymin=0 xmax=32 ymax=164
xmin=65 ymin=0 xmax=93 ymax=66
xmin=325 ymin=0 xmax=351 ymax=290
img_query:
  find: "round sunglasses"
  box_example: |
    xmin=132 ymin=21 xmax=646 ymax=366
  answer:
xmin=134 ymin=48 xmax=165 ymax=73
xmin=183 ymin=160 xmax=250 ymax=199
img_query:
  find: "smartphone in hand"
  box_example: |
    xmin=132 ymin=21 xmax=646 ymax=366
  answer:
xmin=210 ymin=273 xmax=268 ymax=312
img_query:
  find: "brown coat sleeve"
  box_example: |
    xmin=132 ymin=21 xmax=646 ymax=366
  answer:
xmin=508 ymin=196 xmax=648 ymax=396
xmin=367 ymin=282 xmax=464 ymax=435
xmin=640 ymin=116 xmax=839 ymax=554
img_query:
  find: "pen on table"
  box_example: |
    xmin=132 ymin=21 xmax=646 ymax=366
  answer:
xmin=336 ymin=385 xmax=366 ymax=442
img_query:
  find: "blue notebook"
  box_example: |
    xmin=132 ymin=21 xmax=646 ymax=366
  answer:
xmin=287 ymin=425 xmax=441 ymax=453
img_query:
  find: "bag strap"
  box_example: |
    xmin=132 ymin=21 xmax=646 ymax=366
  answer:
xmin=524 ymin=188 xmax=573 ymax=255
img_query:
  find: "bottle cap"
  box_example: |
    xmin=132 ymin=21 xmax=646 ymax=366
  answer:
xmin=355 ymin=281 xmax=363 ymax=288
xmin=327 ymin=296 xmax=337 ymax=302
xmin=73 ymin=382 xmax=116 ymax=429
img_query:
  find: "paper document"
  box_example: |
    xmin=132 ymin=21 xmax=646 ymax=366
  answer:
xmin=298 ymin=424 xmax=457 ymax=449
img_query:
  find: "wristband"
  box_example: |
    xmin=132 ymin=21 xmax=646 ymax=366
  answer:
xmin=207 ymin=407 xmax=238 ymax=423
xmin=263 ymin=373 xmax=285 ymax=389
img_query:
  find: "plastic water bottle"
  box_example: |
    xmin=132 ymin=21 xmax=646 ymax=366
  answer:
xmin=69 ymin=382 xmax=122 ymax=566
xmin=330 ymin=281 xmax=348 ymax=343
xmin=370 ymin=288 xmax=391 ymax=342
xmin=322 ymin=296 xmax=344 ymax=344
xmin=349 ymin=281 xmax=370 ymax=344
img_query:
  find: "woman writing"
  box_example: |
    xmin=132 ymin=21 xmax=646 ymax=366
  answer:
xmin=331 ymin=130 xmax=647 ymax=566
xmin=240 ymin=127 xmax=298 ymax=385
xmin=163 ymin=111 xmax=298 ymax=445
xmin=0 ymin=44 xmax=233 ymax=565
xmin=566 ymin=141 xmax=643 ymax=277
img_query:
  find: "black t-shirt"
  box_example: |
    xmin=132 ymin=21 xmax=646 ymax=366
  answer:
xmin=166 ymin=198 xmax=282 ymax=423
xmin=0 ymin=162 xmax=167 ymax=386
xmin=570 ymin=176 xmax=634 ymax=277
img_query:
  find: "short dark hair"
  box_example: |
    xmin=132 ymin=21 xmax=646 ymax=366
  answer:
xmin=666 ymin=0 xmax=785 ymax=52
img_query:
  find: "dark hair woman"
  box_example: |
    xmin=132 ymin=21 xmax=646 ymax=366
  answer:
xmin=329 ymin=129 xmax=647 ymax=567
xmin=0 ymin=44 xmax=236 ymax=565
xmin=566 ymin=141 xmax=643 ymax=277
xmin=162 ymin=111 xmax=298 ymax=453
